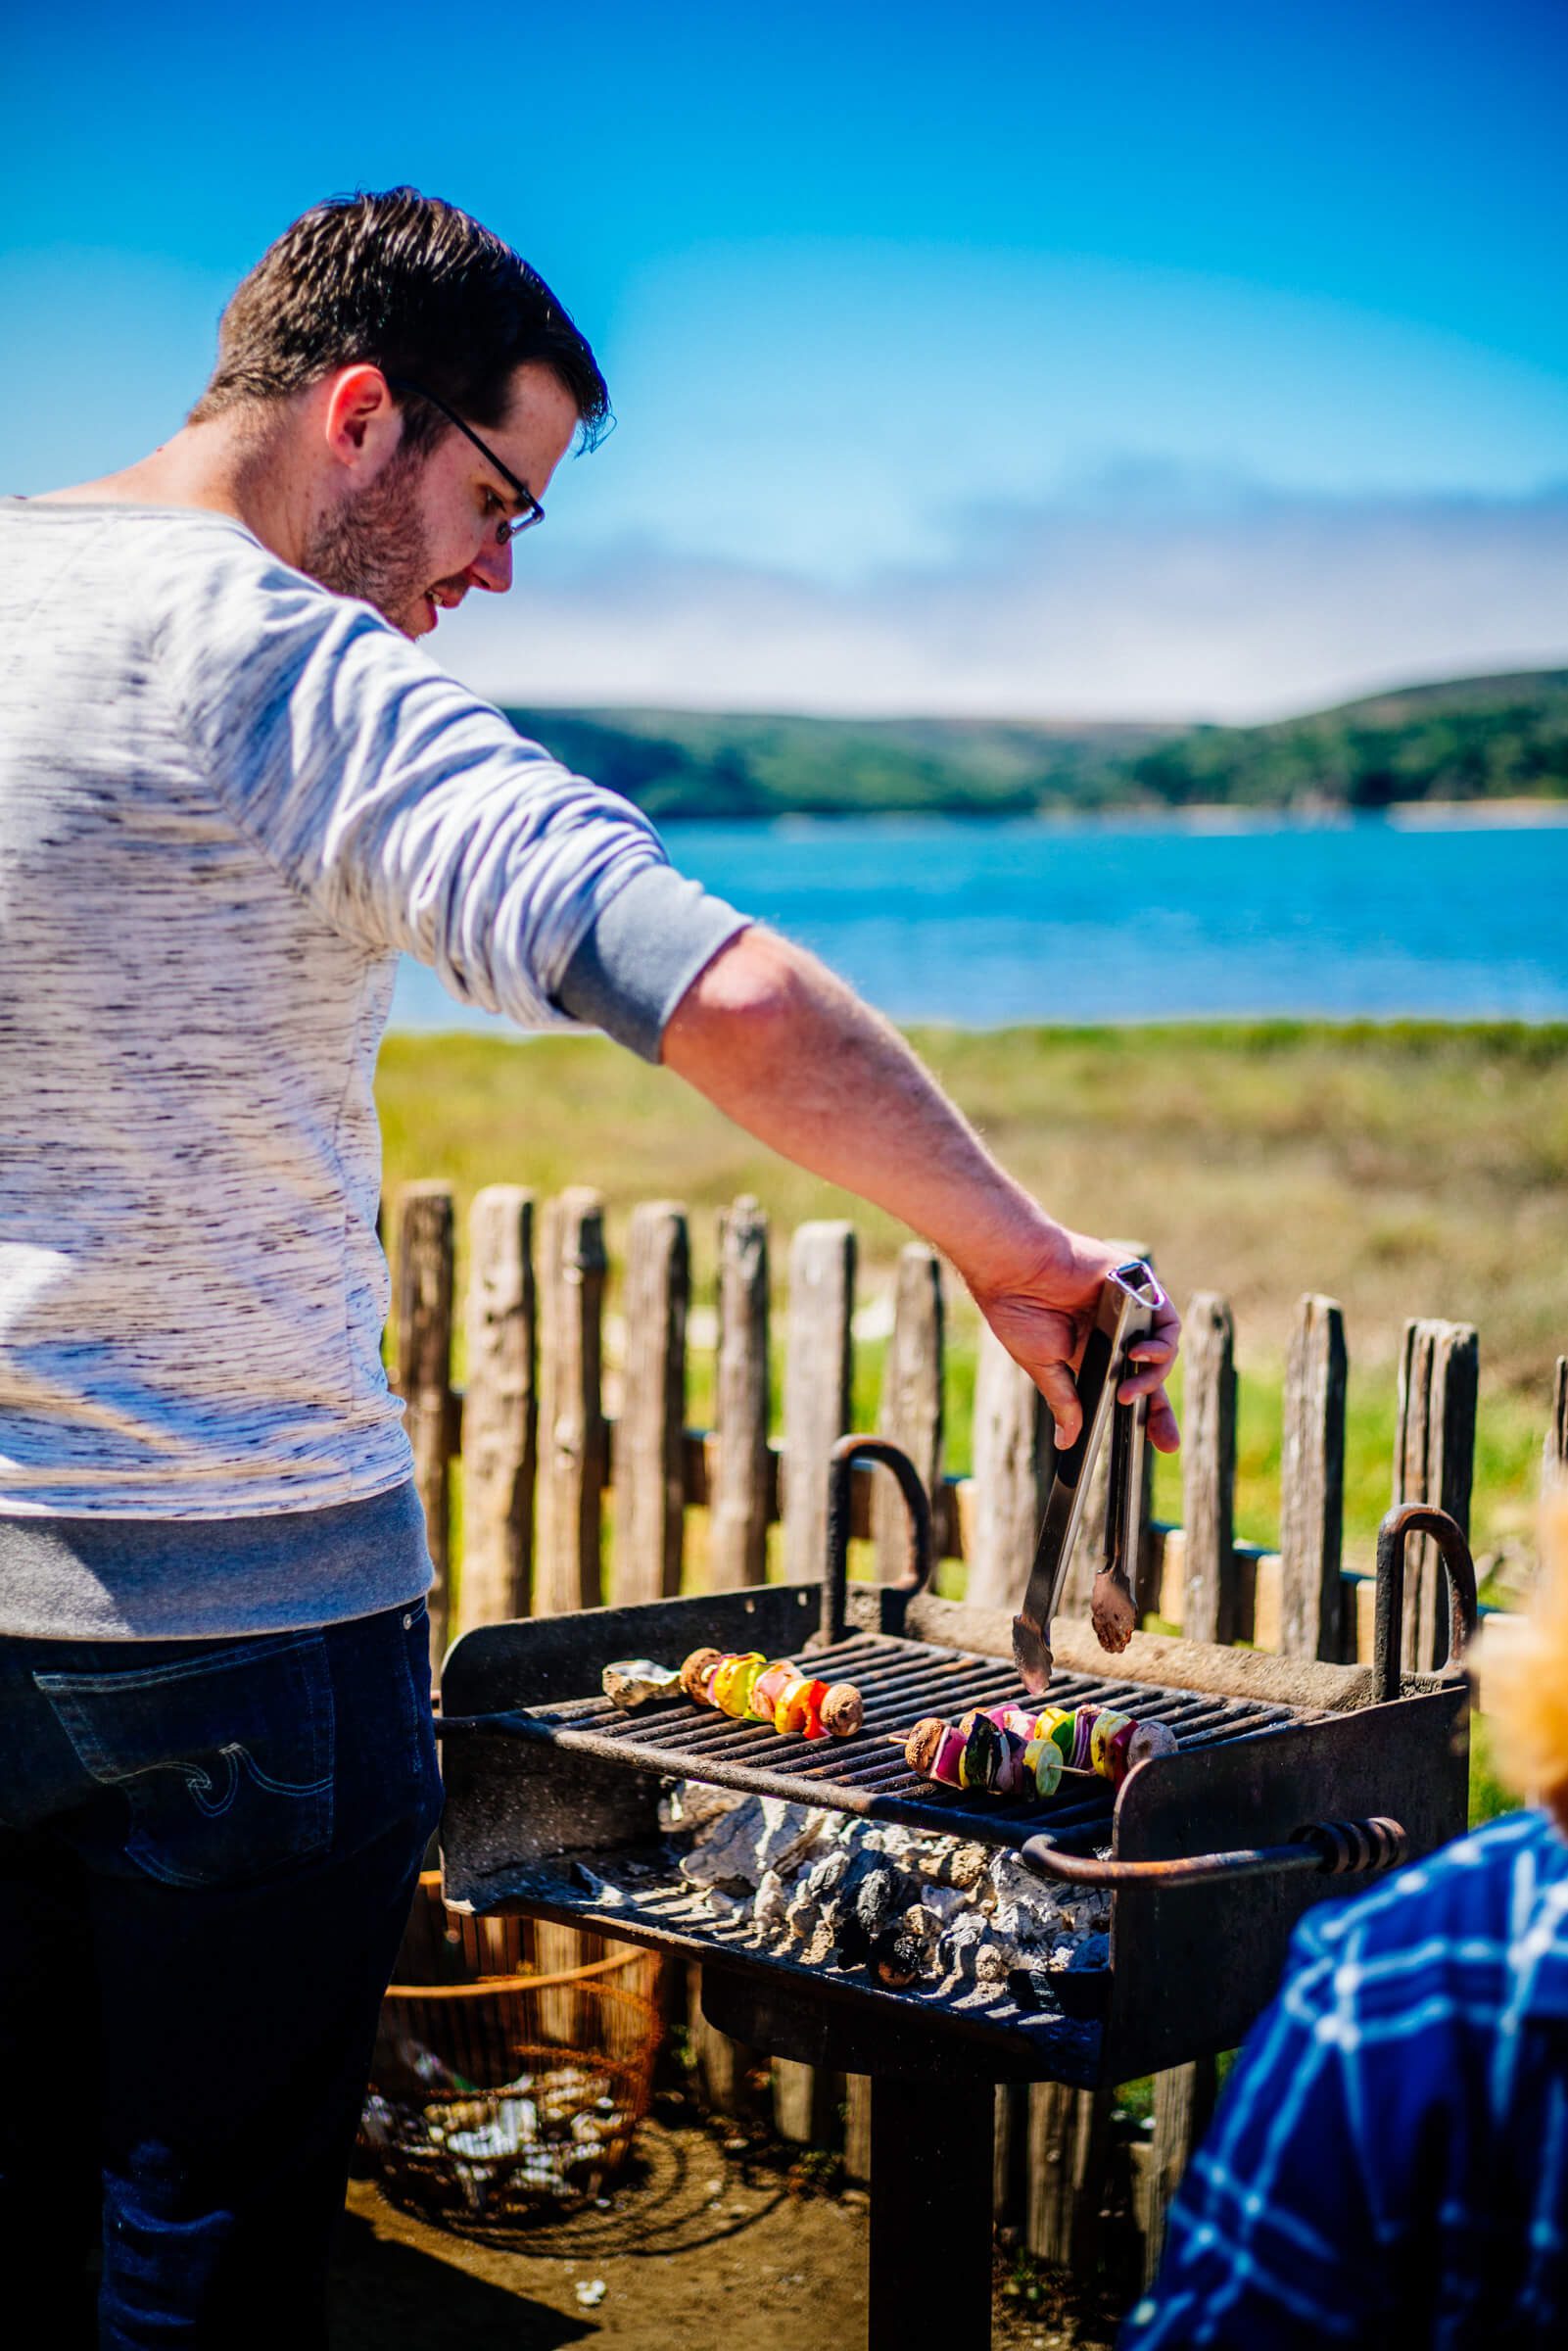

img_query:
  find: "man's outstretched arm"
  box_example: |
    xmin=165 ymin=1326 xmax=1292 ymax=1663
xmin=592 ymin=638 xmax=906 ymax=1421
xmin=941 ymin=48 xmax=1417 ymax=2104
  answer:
xmin=660 ymin=927 xmax=1180 ymax=1451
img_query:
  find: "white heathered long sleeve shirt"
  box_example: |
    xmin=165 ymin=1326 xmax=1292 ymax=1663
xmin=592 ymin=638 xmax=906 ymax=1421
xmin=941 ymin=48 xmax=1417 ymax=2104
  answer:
xmin=0 ymin=502 xmax=746 ymax=1607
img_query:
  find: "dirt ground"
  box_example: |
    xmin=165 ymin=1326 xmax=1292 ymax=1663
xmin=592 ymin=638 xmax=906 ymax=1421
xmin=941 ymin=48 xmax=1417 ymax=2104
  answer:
xmin=331 ymin=2096 xmax=1122 ymax=2350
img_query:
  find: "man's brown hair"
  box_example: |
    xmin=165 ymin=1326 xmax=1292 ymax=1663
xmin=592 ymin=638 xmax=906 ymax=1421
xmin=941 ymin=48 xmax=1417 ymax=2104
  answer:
xmin=189 ymin=188 xmax=610 ymax=451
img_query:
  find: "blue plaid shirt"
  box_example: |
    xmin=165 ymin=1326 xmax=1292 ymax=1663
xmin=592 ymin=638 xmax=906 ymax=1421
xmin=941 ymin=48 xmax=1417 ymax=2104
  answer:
xmin=1122 ymin=1807 xmax=1568 ymax=2348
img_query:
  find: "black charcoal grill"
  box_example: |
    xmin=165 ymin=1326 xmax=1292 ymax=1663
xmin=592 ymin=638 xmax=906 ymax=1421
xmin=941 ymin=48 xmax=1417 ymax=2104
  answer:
xmin=438 ymin=1430 xmax=1477 ymax=2350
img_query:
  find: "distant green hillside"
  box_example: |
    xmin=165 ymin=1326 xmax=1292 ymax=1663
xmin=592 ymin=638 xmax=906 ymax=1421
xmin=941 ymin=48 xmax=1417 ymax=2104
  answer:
xmin=1126 ymin=668 xmax=1568 ymax=810
xmin=499 ymin=705 xmax=1171 ymax=817
xmin=503 ymin=667 xmax=1568 ymax=819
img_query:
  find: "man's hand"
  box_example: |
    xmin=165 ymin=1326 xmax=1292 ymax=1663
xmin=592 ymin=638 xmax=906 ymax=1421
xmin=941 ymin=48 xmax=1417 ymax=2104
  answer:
xmin=661 ymin=928 xmax=1182 ymax=1449
xmin=963 ymin=1224 xmax=1181 ymax=1453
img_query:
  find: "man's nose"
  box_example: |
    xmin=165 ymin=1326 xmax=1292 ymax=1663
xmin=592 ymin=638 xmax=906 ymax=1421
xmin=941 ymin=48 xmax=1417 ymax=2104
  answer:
xmin=468 ymin=535 xmax=514 ymax=596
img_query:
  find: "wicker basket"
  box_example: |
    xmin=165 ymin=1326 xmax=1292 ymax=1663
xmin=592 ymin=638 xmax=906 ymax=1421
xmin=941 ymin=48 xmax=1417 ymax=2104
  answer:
xmin=360 ymin=1873 xmax=664 ymax=2225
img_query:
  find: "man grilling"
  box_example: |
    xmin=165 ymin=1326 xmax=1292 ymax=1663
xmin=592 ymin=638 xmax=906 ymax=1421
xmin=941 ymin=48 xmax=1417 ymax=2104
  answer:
xmin=0 ymin=187 xmax=1180 ymax=2346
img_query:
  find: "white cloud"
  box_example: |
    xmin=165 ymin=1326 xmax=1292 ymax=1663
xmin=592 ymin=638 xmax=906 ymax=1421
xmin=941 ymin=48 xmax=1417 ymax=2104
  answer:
xmin=437 ymin=478 xmax=1568 ymax=723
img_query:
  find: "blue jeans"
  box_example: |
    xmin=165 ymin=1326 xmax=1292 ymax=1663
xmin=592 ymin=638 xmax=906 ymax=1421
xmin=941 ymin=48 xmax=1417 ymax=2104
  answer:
xmin=0 ymin=1601 xmax=443 ymax=2348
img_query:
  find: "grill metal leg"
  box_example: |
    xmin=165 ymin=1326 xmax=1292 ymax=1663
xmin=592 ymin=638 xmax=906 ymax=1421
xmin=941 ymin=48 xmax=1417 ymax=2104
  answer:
xmin=868 ymin=2074 xmax=995 ymax=2351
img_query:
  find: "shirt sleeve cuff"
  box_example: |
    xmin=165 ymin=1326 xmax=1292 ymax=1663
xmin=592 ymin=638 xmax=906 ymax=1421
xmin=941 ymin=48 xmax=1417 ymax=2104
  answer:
xmin=552 ymin=863 xmax=753 ymax=1062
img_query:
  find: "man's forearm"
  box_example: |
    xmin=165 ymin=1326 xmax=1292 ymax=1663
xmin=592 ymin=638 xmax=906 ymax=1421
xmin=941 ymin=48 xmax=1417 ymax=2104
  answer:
xmin=659 ymin=928 xmax=1053 ymax=1293
xmin=660 ymin=927 xmax=1181 ymax=1452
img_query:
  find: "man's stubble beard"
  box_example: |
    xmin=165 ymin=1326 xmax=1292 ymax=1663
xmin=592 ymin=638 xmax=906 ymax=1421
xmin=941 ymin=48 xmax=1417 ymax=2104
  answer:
xmin=299 ymin=444 xmax=432 ymax=636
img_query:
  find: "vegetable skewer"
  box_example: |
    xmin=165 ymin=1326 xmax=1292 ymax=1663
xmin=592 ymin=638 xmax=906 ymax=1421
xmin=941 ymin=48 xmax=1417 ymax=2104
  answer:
xmin=678 ymin=1647 xmax=865 ymax=1739
xmin=905 ymin=1700 xmax=1177 ymax=1799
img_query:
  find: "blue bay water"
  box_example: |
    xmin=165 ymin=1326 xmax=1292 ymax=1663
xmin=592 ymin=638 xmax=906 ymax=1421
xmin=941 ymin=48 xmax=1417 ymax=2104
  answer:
xmin=388 ymin=814 xmax=1568 ymax=1033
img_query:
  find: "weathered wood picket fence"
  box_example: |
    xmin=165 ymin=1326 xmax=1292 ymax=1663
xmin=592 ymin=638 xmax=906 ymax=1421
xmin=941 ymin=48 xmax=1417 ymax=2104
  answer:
xmin=395 ymin=1177 xmax=1566 ymax=2280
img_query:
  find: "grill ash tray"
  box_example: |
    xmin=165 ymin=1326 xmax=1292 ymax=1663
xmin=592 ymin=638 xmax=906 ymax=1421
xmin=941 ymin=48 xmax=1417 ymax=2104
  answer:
xmin=480 ymin=1828 xmax=1114 ymax=2086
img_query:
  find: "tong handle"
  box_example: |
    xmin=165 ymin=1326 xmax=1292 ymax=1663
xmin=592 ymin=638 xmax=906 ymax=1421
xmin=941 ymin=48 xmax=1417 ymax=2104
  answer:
xmin=1012 ymin=1262 xmax=1166 ymax=1689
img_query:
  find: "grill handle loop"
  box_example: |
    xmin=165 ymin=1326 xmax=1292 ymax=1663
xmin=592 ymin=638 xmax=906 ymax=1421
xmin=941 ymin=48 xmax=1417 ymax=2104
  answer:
xmin=1019 ymin=1813 xmax=1408 ymax=1890
xmin=821 ymin=1434 xmax=935 ymax=1645
xmin=1372 ymin=1503 xmax=1479 ymax=1703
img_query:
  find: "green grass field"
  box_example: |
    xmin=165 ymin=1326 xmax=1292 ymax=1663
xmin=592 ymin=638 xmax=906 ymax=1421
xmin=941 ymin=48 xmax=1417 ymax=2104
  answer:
xmin=378 ymin=1018 xmax=1566 ymax=1574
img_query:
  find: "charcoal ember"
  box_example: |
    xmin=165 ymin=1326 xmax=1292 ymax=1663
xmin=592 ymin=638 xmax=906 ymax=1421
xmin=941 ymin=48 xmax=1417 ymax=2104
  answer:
xmin=871 ymin=1927 xmax=925 ymax=1988
xmin=753 ymin=1869 xmax=788 ymax=1933
xmin=988 ymin=1847 xmax=1062 ymax=1911
xmin=1070 ymin=1933 xmax=1111 ymax=1972
xmin=678 ymin=1796 xmax=826 ymax=1890
xmin=905 ymin=1879 xmax=970 ymax=1927
xmin=989 ymin=1902 xmax=1032 ymax=1948
xmin=950 ymin=1842 xmax=990 ymax=1890
xmin=804 ymin=1849 xmax=851 ymax=1904
xmin=784 ymin=1892 xmax=819 ymax=1942
xmin=974 ymin=1944 xmax=1012 ymax=1990
xmin=834 ymin=1914 xmax=872 ymax=1969
xmin=1007 ymin=1966 xmax=1064 ymax=2014
xmin=801 ymin=1916 xmax=839 ymax=1967
xmin=918 ymin=1840 xmax=990 ymax=1892
xmin=902 ymin=1903 xmax=944 ymax=1946
xmin=852 ymin=1865 xmax=900 ymax=1937
xmin=659 ymin=1781 xmax=743 ymax=1833
xmin=936 ymin=1914 xmax=986 ymax=1982
xmin=871 ymin=1825 xmax=922 ymax=1864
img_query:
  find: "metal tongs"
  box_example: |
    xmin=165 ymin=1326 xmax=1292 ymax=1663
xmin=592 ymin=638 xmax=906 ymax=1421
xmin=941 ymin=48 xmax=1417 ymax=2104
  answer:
xmin=1012 ymin=1260 xmax=1168 ymax=1695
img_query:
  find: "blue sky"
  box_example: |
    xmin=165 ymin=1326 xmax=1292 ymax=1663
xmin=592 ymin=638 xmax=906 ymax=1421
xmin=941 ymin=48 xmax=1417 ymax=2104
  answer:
xmin=5 ymin=1 xmax=1566 ymax=717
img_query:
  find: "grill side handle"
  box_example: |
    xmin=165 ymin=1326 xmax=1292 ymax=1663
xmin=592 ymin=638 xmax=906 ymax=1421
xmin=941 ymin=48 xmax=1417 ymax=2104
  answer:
xmin=1372 ymin=1502 xmax=1479 ymax=1701
xmin=820 ymin=1433 xmax=934 ymax=1646
xmin=1021 ymin=1814 xmax=1408 ymax=1890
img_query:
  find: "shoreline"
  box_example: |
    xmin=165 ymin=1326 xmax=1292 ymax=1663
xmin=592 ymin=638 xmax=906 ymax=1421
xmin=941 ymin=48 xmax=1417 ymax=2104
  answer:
xmin=667 ymin=798 xmax=1568 ymax=834
xmin=384 ymin=1011 xmax=1568 ymax=1045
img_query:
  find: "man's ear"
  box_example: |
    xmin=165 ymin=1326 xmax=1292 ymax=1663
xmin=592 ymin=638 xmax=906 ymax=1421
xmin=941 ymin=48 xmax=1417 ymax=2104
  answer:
xmin=319 ymin=365 xmax=404 ymax=475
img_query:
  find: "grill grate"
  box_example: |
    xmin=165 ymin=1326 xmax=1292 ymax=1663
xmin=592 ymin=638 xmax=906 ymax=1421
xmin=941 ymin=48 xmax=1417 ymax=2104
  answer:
xmin=511 ymin=1630 xmax=1307 ymax=1854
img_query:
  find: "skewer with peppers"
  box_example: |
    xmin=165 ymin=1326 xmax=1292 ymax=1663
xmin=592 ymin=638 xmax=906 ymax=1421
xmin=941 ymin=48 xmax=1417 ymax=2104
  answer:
xmin=679 ymin=1647 xmax=865 ymax=1740
xmin=905 ymin=1699 xmax=1176 ymax=1800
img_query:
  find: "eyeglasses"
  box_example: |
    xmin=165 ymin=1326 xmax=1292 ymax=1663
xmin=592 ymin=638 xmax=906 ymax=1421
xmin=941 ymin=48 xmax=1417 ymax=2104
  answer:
xmin=386 ymin=376 xmax=546 ymax=543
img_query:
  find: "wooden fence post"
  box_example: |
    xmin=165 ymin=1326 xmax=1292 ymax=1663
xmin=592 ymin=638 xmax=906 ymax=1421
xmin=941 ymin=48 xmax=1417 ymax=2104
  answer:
xmin=1179 ymin=1293 xmax=1238 ymax=1646
xmin=874 ymin=1242 xmax=944 ymax=1578
xmin=1395 ymin=1319 xmax=1479 ymax=1671
xmin=685 ymin=1962 xmax=759 ymax=2125
xmin=692 ymin=1207 xmax=771 ymax=2120
xmin=1141 ymin=1295 xmax=1235 ymax=2266
xmin=849 ymin=1246 xmax=944 ymax=2196
xmin=844 ymin=2079 xmax=874 ymax=2183
xmin=535 ymin=1188 xmax=607 ymax=1617
xmin=772 ymin=2057 xmax=840 ymax=2147
xmin=1546 ymin=1357 xmax=1568 ymax=1495
xmin=531 ymin=1191 xmax=610 ymax=2039
xmin=461 ymin=1185 xmax=536 ymax=1632
xmin=615 ymin=1201 xmax=689 ymax=1605
xmin=1142 ymin=2058 xmax=1216 ymax=2283
xmin=710 ymin=1197 xmax=771 ymax=1590
xmin=782 ymin=1221 xmax=855 ymax=1584
xmin=1025 ymin=2080 xmax=1112 ymax=2271
xmin=968 ymin=1326 xmax=1051 ymax=1609
xmin=776 ymin=1221 xmax=854 ymax=2142
xmin=1279 ymin=1294 xmax=1346 ymax=1661
xmin=397 ymin=1182 xmax=454 ymax=1664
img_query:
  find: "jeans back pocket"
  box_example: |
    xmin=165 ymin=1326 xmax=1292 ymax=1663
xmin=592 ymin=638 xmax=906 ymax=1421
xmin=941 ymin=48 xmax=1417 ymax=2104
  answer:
xmin=35 ymin=1631 xmax=335 ymax=1890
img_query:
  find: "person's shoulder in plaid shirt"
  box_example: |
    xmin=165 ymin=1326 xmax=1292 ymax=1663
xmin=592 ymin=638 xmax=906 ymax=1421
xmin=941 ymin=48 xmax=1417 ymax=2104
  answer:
xmin=1122 ymin=1803 xmax=1568 ymax=2347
